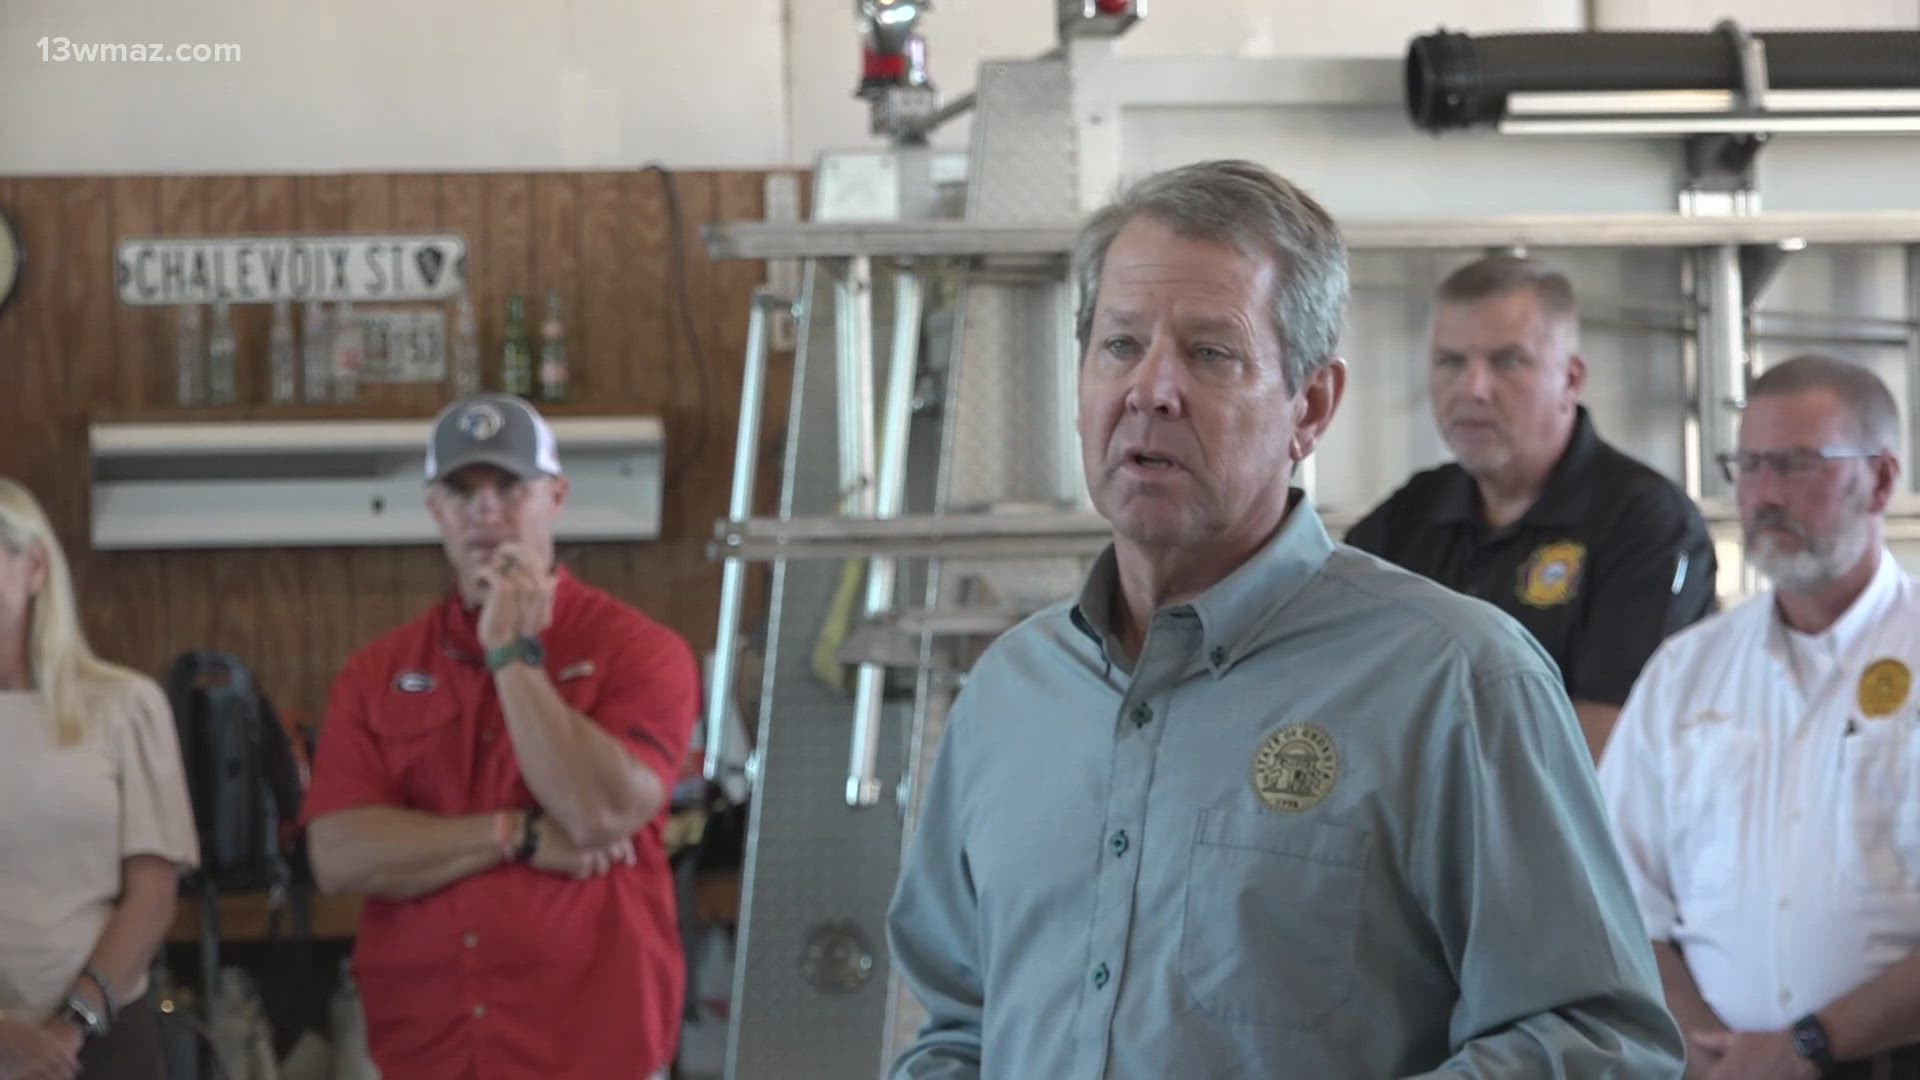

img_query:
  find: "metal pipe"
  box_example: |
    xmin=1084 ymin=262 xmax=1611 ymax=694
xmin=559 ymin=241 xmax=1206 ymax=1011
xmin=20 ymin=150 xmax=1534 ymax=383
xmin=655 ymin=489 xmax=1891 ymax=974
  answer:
xmin=1698 ymin=245 xmax=1747 ymax=500
xmin=1407 ymin=26 xmax=1920 ymax=132
xmin=704 ymin=291 xmax=780 ymax=783
xmin=847 ymin=269 xmax=924 ymax=807
xmin=835 ymin=258 xmax=879 ymax=516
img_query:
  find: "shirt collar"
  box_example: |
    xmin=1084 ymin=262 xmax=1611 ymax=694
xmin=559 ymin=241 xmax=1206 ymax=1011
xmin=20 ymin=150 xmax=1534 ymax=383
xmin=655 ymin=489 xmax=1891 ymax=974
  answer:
xmin=1070 ymin=491 xmax=1335 ymax=677
xmin=1763 ymin=547 xmax=1903 ymax=666
xmin=1431 ymin=405 xmax=1601 ymax=528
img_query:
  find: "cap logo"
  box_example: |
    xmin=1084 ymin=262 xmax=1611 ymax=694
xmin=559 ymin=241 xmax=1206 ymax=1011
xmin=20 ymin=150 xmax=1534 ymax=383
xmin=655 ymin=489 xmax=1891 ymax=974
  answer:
xmin=458 ymin=403 xmax=504 ymax=441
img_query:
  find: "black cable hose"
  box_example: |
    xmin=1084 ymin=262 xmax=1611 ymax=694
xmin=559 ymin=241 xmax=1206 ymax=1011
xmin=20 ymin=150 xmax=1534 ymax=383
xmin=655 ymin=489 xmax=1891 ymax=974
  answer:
xmin=1407 ymin=28 xmax=1920 ymax=130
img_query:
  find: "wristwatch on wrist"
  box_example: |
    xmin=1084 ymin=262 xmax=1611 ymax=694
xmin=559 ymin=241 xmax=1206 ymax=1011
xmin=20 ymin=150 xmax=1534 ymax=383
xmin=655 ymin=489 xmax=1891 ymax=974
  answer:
xmin=485 ymin=635 xmax=545 ymax=672
xmin=515 ymin=808 xmax=543 ymax=863
xmin=1790 ymin=1013 xmax=1836 ymax=1072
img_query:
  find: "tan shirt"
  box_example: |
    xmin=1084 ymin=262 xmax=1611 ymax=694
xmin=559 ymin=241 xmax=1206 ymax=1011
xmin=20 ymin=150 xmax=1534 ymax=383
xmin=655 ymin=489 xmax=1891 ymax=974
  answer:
xmin=0 ymin=675 xmax=199 ymax=1016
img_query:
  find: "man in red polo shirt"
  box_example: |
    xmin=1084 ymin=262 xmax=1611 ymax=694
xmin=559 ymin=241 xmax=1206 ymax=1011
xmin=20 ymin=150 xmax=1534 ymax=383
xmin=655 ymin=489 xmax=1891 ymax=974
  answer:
xmin=305 ymin=393 xmax=698 ymax=1080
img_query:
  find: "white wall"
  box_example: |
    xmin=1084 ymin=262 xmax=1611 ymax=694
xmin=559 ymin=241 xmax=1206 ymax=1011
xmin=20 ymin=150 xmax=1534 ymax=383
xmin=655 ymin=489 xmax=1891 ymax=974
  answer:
xmin=1 ymin=0 xmax=1914 ymax=174
xmin=0 ymin=0 xmax=789 ymax=173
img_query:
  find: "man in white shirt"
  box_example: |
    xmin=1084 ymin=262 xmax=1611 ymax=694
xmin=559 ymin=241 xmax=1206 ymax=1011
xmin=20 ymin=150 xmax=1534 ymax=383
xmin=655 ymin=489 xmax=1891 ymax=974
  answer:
xmin=1601 ymin=354 xmax=1920 ymax=1080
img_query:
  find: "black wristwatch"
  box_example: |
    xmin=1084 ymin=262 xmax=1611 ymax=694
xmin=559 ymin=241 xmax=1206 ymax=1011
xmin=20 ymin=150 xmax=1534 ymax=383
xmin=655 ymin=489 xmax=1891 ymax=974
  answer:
xmin=1790 ymin=1013 xmax=1836 ymax=1073
xmin=514 ymin=808 xmax=543 ymax=863
xmin=485 ymin=635 xmax=545 ymax=672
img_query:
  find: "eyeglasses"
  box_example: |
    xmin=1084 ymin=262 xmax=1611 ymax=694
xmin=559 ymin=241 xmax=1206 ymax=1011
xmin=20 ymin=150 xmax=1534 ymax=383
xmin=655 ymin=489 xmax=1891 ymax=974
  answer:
xmin=1716 ymin=447 xmax=1881 ymax=484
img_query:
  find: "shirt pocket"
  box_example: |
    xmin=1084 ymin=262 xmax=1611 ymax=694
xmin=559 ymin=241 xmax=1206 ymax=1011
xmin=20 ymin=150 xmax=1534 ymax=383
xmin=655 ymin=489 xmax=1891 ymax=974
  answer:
xmin=1670 ymin=724 xmax=1757 ymax=907
xmin=371 ymin=697 xmax=467 ymax=810
xmin=1839 ymin=724 xmax=1919 ymax=895
xmin=1178 ymin=809 xmax=1368 ymax=1028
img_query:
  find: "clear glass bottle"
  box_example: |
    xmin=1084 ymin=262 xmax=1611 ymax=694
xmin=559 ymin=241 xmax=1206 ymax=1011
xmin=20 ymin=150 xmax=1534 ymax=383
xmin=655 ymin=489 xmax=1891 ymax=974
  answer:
xmin=538 ymin=290 xmax=570 ymax=401
xmin=500 ymin=294 xmax=533 ymax=397
xmin=450 ymin=294 xmax=480 ymax=396
xmin=332 ymin=301 xmax=362 ymax=403
xmin=268 ymin=299 xmax=298 ymax=404
xmin=301 ymin=301 xmax=334 ymax=403
xmin=206 ymin=299 xmax=237 ymax=406
xmin=175 ymin=304 xmax=205 ymax=406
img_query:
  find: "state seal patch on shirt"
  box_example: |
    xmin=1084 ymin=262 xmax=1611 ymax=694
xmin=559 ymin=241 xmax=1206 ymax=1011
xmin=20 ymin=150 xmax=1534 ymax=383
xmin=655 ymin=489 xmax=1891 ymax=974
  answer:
xmin=1858 ymin=657 xmax=1911 ymax=718
xmin=1517 ymin=541 xmax=1586 ymax=609
xmin=1251 ymin=722 xmax=1338 ymax=812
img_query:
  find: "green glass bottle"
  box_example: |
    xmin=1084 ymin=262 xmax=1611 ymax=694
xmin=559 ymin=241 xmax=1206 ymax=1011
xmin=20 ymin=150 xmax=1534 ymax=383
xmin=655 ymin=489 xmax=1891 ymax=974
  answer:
xmin=500 ymin=294 xmax=533 ymax=396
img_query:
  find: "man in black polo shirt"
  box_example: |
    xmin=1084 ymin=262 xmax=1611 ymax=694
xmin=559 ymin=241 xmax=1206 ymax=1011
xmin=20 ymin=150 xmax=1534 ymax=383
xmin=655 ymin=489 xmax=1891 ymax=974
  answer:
xmin=1346 ymin=255 xmax=1717 ymax=760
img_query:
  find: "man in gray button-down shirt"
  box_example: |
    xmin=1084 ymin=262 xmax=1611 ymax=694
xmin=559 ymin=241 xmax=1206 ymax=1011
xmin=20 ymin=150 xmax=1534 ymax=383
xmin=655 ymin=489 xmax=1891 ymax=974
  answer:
xmin=886 ymin=160 xmax=1684 ymax=1079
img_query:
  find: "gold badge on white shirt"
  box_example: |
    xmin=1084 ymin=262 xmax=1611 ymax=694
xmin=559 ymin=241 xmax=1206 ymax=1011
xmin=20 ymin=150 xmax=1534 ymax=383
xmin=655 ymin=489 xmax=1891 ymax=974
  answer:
xmin=1252 ymin=722 xmax=1339 ymax=812
xmin=1857 ymin=657 xmax=1912 ymax=718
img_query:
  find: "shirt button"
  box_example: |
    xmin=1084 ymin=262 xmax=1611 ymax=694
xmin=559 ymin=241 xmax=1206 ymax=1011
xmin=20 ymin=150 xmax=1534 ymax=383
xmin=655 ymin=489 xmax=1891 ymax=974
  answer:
xmin=1129 ymin=703 xmax=1152 ymax=727
xmin=1779 ymin=990 xmax=1792 ymax=1007
xmin=1209 ymin=646 xmax=1226 ymax=667
xmin=1091 ymin=963 xmax=1110 ymax=990
xmin=464 ymin=933 xmax=479 ymax=948
xmin=1778 ymin=897 xmax=1790 ymax=911
xmin=1109 ymin=831 xmax=1129 ymax=857
xmin=481 ymin=729 xmax=496 ymax=743
xmin=472 ymin=1004 xmax=487 ymax=1019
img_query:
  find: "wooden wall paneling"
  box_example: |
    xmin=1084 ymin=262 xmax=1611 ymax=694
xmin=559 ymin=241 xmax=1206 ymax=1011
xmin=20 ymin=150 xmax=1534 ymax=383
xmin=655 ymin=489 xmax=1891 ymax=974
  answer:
xmin=438 ymin=170 xmax=487 ymax=392
xmin=201 ymin=177 xmax=267 ymax=666
xmin=342 ymin=173 xmax=413 ymax=641
xmin=533 ymin=172 xmax=616 ymax=600
xmin=63 ymin=178 xmax=112 ymax=422
xmin=243 ymin=176 xmax=314 ymax=710
xmin=9 ymin=181 xmax=68 ymax=523
xmin=530 ymin=173 xmax=581 ymax=389
xmin=55 ymin=178 xmax=109 ymax=528
xmin=385 ymin=173 xmax=453 ymax=642
xmin=567 ymin=173 xmax=636 ymax=597
xmin=58 ymin=176 xmax=116 ymax=663
xmin=298 ymin=175 xmax=363 ymax=721
xmin=90 ymin=179 xmax=170 ymax=680
xmin=105 ymin=180 xmax=164 ymax=410
xmin=622 ymin=170 xmax=674 ymax=409
xmin=576 ymin=174 xmax=624 ymax=405
xmin=658 ymin=171 xmax=718 ymax=549
xmin=145 ymin=178 xmax=215 ymax=663
xmin=486 ymin=175 xmax=535 ymax=392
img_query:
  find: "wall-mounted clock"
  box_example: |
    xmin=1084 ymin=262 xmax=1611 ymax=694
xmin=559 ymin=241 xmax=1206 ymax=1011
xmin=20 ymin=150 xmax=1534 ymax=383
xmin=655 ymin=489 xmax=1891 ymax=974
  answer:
xmin=0 ymin=210 xmax=19 ymax=314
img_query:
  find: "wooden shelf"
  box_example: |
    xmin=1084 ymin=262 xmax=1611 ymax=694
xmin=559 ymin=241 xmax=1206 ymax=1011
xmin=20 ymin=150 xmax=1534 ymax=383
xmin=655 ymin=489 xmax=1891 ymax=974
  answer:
xmin=167 ymin=893 xmax=364 ymax=943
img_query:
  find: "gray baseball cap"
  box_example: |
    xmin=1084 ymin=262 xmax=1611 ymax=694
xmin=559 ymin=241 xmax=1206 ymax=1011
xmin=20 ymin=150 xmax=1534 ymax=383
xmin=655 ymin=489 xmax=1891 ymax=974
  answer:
xmin=425 ymin=394 xmax=562 ymax=482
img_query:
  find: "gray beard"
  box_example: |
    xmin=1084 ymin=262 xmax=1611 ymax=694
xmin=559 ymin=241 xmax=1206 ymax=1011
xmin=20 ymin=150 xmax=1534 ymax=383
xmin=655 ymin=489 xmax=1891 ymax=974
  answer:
xmin=1747 ymin=510 xmax=1874 ymax=592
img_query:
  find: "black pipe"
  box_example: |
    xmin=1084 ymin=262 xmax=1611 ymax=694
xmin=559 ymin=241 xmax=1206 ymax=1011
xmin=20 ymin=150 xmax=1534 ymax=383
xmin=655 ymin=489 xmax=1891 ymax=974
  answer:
xmin=1407 ymin=28 xmax=1920 ymax=131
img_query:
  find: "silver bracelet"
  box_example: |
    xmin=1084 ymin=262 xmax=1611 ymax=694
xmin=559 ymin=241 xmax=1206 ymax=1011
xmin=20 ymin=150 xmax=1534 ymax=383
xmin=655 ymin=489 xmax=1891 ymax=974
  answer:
xmin=60 ymin=992 xmax=107 ymax=1039
xmin=75 ymin=968 xmax=116 ymax=1024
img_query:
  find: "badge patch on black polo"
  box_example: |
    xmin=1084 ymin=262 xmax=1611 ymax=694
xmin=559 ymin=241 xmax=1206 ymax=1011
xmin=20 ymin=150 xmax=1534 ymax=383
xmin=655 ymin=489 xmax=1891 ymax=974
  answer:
xmin=393 ymin=671 xmax=437 ymax=694
xmin=1517 ymin=541 xmax=1585 ymax=609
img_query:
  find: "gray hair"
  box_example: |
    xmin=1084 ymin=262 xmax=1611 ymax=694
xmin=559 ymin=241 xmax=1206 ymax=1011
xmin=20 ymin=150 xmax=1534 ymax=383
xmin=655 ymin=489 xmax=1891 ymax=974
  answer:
xmin=1072 ymin=159 xmax=1349 ymax=392
xmin=1436 ymin=254 xmax=1578 ymax=325
xmin=1748 ymin=354 xmax=1901 ymax=454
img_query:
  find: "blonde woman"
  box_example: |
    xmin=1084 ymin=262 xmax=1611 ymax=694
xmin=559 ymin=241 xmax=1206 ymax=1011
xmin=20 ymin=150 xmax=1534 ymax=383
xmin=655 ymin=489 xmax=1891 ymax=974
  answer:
xmin=0 ymin=480 xmax=197 ymax=1080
